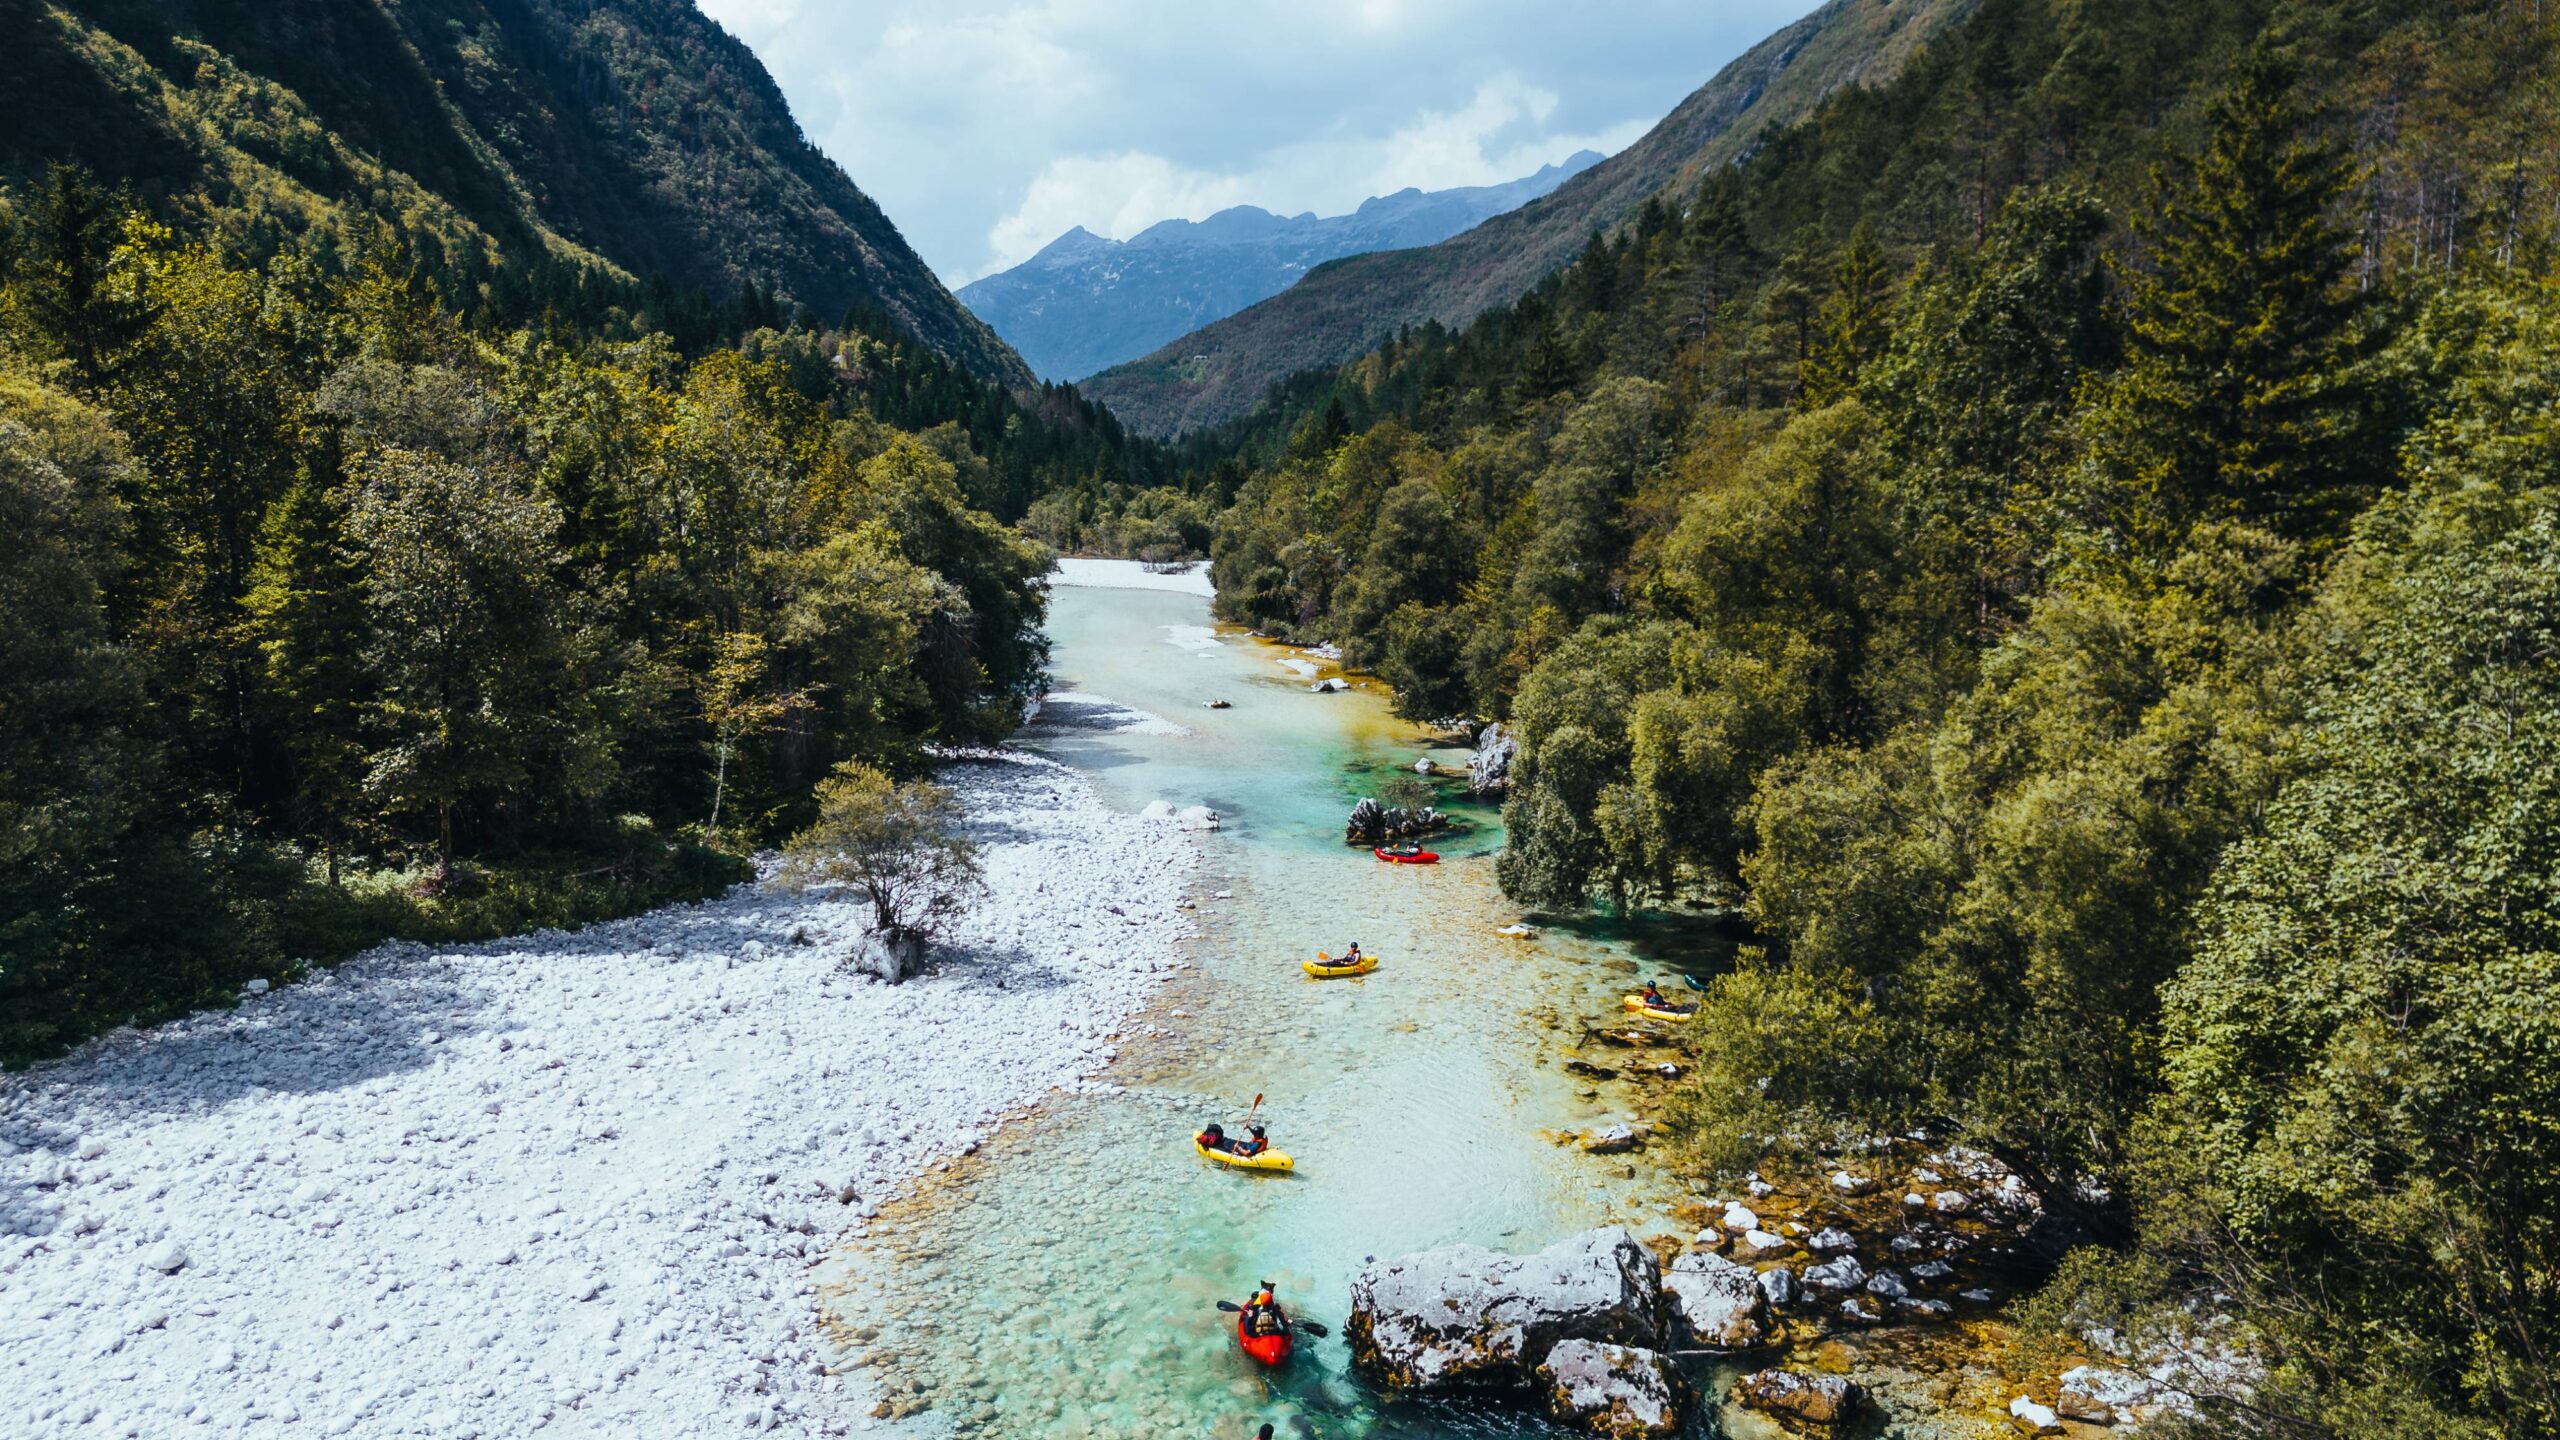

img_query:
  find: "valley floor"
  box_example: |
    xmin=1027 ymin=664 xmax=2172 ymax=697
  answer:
xmin=0 ymin=750 xmax=1194 ymax=1438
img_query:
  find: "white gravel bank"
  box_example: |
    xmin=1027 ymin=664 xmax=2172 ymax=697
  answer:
xmin=0 ymin=750 xmax=1194 ymax=1438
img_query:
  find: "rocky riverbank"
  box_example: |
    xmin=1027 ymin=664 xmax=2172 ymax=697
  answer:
xmin=1502 ymin=984 xmax=2218 ymax=1438
xmin=0 ymin=750 xmax=1195 ymax=1439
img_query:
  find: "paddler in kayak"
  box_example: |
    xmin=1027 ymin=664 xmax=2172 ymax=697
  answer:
xmin=1641 ymin=981 xmax=1697 ymax=1015
xmin=1239 ymin=1283 xmax=1289 ymax=1342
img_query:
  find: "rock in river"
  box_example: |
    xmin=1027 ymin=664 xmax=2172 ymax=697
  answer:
xmin=1348 ymin=1227 xmax=1663 ymax=1393
xmin=1732 ymin=1369 xmax=1863 ymax=1432
xmin=1538 ymin=1339 xmax=1687 ymax=1439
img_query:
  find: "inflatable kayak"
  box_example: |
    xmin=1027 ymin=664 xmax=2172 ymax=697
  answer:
xmin=1305 ymin=952 xmax=1380 ymax=978
xmin=1374 ymin=847 xmax=1439 ymax=865
xmin=1237 ymin=1315 xmax=1293 ymax=1367
xmin=1195 ymin=1139 xmax=1295 ymax=1172
xmin=1623 ymin=995 xmax=1699 ymax=1023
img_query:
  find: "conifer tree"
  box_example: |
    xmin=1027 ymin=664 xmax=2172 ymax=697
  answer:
xmin=2101 ymin=45 xmax=2371 ymax=544
xmin=0 ymin=166 xmax=155 ymax=391
xmin=1800 ymin=221 xmax=1894 ymax=408
xmin=245 ymin=462 xmax=371 ymax=883
xmin=1688 ymin=175 xmax=1757 ymax=320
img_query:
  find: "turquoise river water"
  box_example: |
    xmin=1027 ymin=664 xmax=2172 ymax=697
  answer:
xmin=822 ymin=583 xmax=1732 ymax=1439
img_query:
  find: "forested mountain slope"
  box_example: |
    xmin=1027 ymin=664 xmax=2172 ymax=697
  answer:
xmin=0 ymin=0 xmax=1190 ymax=1064
xmin=1177 ymin=0 xmax=2560 ymax=1433
xmin=0 ymin=0 xmax=1030 ymax=387
xmin=1079 ymin=0 xmax=1970 ymax=435
xmin=959 ymin=153 xmax=1599 ymax=383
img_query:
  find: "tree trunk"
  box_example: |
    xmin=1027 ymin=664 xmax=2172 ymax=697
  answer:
xmin=708 ymin=741 xmax=730 ymax=846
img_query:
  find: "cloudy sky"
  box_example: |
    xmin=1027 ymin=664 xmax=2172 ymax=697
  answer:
xmin=696 ymin=0 xmax=1824 ymax=286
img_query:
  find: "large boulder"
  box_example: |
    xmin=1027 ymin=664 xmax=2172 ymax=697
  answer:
xmin=1731 ymin=1369 xmax=1863 ymax=1433
xmin=1468 ymin=722 xmax=1518 ymax=798
xmin=1348 ymin=1228 xmax=1663 ymax=1393
xmin=1537 ymin=1340 xmax=1687 ymax=1439
xmin=1346 ymin=796 xmax=1385 ymax=845
xmin=1662 ymin=1252 xmax=1767 ymax=1349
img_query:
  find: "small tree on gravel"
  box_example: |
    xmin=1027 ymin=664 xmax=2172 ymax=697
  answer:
xmin=780 ymin=761 xmax=982 ymax=980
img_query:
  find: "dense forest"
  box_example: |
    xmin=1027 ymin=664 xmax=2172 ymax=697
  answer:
xmin=1181 ymin=1 xmax=2560 ymax=1435
xmin=0 ymin=154 xmax=1173 ymax=1066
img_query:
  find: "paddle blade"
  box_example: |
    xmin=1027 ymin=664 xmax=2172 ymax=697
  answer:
xmin=1215 ymin=1301 xmax=1242 ymax=1313
xmin=1297 ymin=1320 xmax=1331 ymax=1338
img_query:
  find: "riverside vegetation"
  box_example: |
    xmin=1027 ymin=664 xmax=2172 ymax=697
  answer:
xmin=1173 ymin=4 xmax=2560 ymax=1436
xmin=0 ymin=160 xmax=1173 ymax=1065
xmin=4 ymin=0 xmax=2557 ymax=1434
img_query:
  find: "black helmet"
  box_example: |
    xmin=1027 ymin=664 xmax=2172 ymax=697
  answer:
xmin=1204 ymin=1122 xmax=1224 ymax=1136
xmin=1250 ymin=1123 xmax=1266 ymax=1136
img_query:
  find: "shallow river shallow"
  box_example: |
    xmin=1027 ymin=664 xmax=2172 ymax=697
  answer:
xmin=824 ymin=584 xmax=1724 ymax=1439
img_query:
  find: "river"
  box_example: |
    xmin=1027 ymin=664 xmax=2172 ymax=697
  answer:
xmin=821 ymin=580 xmax=1729 ymax=1439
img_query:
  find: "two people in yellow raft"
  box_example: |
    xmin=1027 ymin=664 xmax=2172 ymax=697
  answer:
xmin=1197 ymin=1120 xmax=1272 ymax=1158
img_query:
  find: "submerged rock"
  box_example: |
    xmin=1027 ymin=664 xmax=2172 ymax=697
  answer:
xmin=1348 ymin=1227 xmax=1663 ymax=1394
xmin=1537 ymin=1339 xmax=1686 ymax=1438
xmin=1733 ymin=1369 xmax=1862 ymax=1431
xmin=1583 ymin=1124 xmax=1642 ymax=1155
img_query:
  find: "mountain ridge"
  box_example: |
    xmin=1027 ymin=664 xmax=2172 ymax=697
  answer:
xmin=0 ymin=0 xmax=1031 ymax=388
xmin=1079 ymin=0 xmax=1972 ymax=434
xmin=959 ymin=153 xmax=1600 ymax=382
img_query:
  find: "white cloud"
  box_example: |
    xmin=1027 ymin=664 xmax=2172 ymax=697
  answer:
xmin=711 ymin=1 xmax=1824 ymax=283
xmin=966 ymin=74 xmax=1653 ymax=280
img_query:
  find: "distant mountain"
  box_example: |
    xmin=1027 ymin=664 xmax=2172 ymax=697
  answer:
xmin=959 ymin=154 xmax=1603 ymax=383
xmin=0 ymin=0 xmax=1029 ymax=388
xmin=1080 ymin=0 xmax=1971 ymax=435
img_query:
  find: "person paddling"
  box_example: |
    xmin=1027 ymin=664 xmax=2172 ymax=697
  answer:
xmin=1240 ymin=1283 xmax=1289 ymax=1339
xmin=1642 ymin=981 xmax=1696 ymax=1015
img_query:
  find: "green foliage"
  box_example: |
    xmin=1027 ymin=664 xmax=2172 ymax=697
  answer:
xmin=1161 ymin=3 xmax=2560 ymax=1428
xmin=0 ymin=168 xmax=1071 ymax=1063
xmin=2083 ymin=44 xmax=2381 ymax=548
xmin=2145 ymin=477 xmax=2560 ymax=1435
xmin=779 ymin=761 xmax=983 ymax=955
